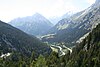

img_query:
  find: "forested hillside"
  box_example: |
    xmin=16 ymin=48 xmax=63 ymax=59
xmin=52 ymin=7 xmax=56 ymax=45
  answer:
xmin=0 ymin=20 xmax=51 ymax=57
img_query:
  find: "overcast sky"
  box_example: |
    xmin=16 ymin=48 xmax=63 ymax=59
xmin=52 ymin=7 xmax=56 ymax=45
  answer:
xmin=0 ymin=0 xmax=95 ymax=22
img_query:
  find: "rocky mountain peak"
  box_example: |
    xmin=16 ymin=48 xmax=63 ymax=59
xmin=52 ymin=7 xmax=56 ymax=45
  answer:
xmin=96 ymin=0 xmax=100 ymax=2
xmin=33 ymin=13 xmax=43 ymax=17
xmin=95 ymin=0 xmax=100 ymax=4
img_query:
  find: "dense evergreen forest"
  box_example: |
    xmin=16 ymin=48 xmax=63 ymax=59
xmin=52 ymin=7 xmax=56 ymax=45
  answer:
xmin=0 ymin=24 xmax=100 ymax=67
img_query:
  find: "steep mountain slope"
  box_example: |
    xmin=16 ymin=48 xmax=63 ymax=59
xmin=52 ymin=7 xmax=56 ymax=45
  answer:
xmin=47 ymin=18 xmax=74 ymax=34
xmin=42 ymin=0 xmax=100 ymax=45
xmin=66 ymin=23 xmax=100 ymax=67
xmin=9 ymin=13 xmax=53 ymax=36
xmin=0 ymin=20 xmax=51 ymax=57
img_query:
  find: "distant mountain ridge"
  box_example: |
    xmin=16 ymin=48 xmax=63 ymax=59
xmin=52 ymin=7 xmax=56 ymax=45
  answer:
xmin=9 ymin=13 xmax=53 ymax=36
xmin=49 ymin=12 xmax=73 ymax=25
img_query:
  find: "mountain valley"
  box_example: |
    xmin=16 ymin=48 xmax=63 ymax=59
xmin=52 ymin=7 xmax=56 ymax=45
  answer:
xmin=0 ymin=0 xmax=100 ymax=67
